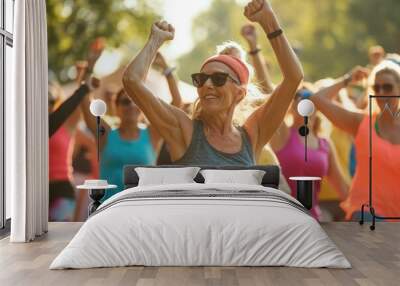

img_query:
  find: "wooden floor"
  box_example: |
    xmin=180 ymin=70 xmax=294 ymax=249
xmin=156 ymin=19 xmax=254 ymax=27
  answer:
xmin=0 ymin=222 xmax=399 ymax=286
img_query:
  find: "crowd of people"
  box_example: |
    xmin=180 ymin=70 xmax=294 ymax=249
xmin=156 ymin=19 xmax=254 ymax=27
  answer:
xmin=48 ymin=0 xmax=400 ymax=222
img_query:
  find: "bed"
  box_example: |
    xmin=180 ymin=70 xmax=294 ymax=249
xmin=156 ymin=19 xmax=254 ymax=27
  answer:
xmin=50 ymin=165 xmax=351 ymax=269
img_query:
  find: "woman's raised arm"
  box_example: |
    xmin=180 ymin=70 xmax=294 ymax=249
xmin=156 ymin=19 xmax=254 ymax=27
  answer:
xmin=243 ymin=0 xmax=304 ymax=157
xmin=122 ymin=21 xmax=191 ymax=148
xmin=241 ymin=24 xmax=275 ymax=94
xmin=310 ymin=67 xmax=369 ymax=137
xmin=153 ymin=52 xmax=183 ymax=108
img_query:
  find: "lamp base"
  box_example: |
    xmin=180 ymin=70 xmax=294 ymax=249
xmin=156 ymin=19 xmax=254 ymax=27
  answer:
xmin=289 ymin=177 xmax=321 ymax=210
xmin=88 ymin=189 xmax=106 ymax=216
xmin=296 ymin=180 xmax=313 ymax=210
xmin=76 ymin=179 xmax=117 ymax=216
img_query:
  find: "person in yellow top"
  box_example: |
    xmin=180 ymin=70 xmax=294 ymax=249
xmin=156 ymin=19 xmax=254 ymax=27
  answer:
xmin=313 ymin=79 xmax=354 ymax=205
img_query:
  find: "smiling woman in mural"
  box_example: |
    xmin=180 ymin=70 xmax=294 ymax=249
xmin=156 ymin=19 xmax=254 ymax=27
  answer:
xmin=311 ymin=60 xmax=400 ymax=220
xmin=123 ymin=0 xmax=303 ymax=166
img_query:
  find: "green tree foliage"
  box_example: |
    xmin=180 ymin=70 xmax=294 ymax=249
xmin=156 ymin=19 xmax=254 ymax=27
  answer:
xmin=348 ymin=0 xmax=400 ymax=54
xmin=279 ymin=0 xmax=400 ymax=80
xmin=176 ymin=0 xmax=244 ymax=83
xmin=177 ymin=0 xmax=400 ymax=83
xmin=47 ymin=0 xmax=159 ymax=82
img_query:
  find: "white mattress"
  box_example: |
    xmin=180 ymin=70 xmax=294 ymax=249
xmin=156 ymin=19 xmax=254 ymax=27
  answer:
xmin=50 ymin=183 xmax=351 ymax=269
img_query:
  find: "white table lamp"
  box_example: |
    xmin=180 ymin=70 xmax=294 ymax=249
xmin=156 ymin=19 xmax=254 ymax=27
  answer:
xmin=89 ymin=99 xmax=107 ymax=162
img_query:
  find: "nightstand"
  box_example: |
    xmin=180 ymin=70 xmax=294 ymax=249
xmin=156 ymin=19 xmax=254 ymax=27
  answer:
xmin=289 ymin=176 xmax=321 ymax=210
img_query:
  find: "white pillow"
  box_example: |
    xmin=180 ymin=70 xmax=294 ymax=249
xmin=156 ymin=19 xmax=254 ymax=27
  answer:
xmin=200 ymin=169 xmax=266 ymax=185
xmin=135 ymin=167 xmax=200 ymax=186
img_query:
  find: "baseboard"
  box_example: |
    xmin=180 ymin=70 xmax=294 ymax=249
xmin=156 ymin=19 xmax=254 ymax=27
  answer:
xmin=0 ymin=218 xmax=11 ymax=239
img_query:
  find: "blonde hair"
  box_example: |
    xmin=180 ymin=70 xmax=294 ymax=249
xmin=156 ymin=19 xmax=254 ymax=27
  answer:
xmin=216 ymin=41 xmax=247 ymax=61
xmin=192 ymin=41 xmax=264 ymax=125
xmin=367 ymin=60 xmax=400 ymax=113
xmin=369 ymin=60 xmax=400 ymax=86
xmin=216 ymin=41 xmax=255 ymax=84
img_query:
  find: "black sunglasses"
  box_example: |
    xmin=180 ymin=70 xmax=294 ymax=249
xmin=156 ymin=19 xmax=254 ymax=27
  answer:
xmin=191 ymin=72 xmax=240 ymax=88
xmin=373 ymin=83 xmax=394 ymax=94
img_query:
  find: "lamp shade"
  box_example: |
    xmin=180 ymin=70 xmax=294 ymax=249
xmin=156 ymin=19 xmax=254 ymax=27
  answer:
xmin=90 ymin=99 xmax=107 ymax=117
xmin=297 ymin=99 xmax=315 ymax=117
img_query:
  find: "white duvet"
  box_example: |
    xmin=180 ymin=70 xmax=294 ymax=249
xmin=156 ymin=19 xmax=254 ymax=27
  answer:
xmin=50 ymin=183 xmax=351 ymax=269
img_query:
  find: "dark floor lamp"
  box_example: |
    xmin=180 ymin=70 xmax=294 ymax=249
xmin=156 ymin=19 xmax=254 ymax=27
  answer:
xmin=359 ymin=94 xmax=400 ymax=230
xmin=289 ymin=98 xmax=320 ymax=210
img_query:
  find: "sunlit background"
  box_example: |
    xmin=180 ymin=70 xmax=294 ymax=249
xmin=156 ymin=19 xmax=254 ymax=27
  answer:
xmin=94 ymin=0 xmax=214 ymax=77
xmin=47 ymin=0 xmax=400 ymax=85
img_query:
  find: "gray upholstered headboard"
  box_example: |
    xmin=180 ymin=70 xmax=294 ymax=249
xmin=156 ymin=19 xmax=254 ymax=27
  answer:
xmin=123 ymin=165 xmax=280 ymax=189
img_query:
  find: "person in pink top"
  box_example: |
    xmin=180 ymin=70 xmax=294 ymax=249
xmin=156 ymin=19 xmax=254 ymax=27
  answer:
xmin=48 ymin=123 xmax=76 ymax=221
xmin=48 ymin=43 xmax=102 ymax=221
xmin=270 ymin=84 xmax=349 ymax=220
xmin=311 ymin=61 xmax=400 ymax=220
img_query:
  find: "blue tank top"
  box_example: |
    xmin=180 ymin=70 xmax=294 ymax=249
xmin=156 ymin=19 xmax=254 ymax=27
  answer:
xmin=173 ymin=120 xmax=255 ymax=166
xmin=100 ymin=127 xmax=156 ymax=200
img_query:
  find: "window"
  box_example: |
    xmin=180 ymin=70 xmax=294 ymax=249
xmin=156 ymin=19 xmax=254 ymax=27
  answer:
xmin=5 ymin=0 xmax=13 ymax=33
xmin=1 ymin=0 xmax=14 ymax=231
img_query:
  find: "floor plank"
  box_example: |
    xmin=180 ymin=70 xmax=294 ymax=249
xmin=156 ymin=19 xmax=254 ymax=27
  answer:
xmin=0 ymin=222 xmax=399 ymax=286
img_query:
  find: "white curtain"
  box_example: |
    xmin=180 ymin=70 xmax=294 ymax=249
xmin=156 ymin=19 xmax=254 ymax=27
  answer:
xmin=7 ymin=0 xmax=48 ymax=242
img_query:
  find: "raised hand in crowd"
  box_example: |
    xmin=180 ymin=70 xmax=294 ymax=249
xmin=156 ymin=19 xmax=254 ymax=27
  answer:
xmin=76 ymin=37 xmax=105 ymax=84
xmin=153 ymin=52 xmax=182 ymax=108
xmin=314 ymin=66 xmax=370 ymax=109
xmin=241 ymin=23 xmax=274 ymax=93
xmin=49 ymin=40 xmax=104 ymax=137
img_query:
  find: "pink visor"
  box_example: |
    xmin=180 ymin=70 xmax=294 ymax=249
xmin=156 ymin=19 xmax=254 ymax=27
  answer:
xmin=201 ymin=54 xmax=249 ymax=85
